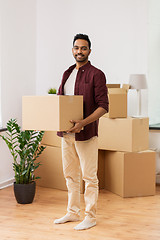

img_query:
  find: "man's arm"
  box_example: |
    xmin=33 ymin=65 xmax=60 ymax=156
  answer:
xmin=67 ymin=107 xmax=107 ymax=133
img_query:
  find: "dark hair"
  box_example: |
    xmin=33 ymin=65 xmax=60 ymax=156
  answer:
xmin=73 ymin=34 xmax=91 ymax=49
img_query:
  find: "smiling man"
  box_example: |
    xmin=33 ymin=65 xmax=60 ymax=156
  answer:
xmin=54 ymin=34 xmax=109 ymax=230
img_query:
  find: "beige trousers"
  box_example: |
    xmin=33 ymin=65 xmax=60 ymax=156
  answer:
xmin=62 ymin=134 xmax=99 ymax=220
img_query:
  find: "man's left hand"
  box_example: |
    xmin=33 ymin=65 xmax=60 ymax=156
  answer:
xmin=67 ymin=120 xmax=84 ymax=133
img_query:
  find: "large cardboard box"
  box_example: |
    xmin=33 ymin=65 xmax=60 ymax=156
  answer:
xmin=22 ymin=95 xmax=83 ymax=131
xmin=104 ymin=84 xmax=130 ymax=118
xmin=36 ymin=145 xmax=84 ymax=193
xmin=98 ymin=117 xmax=149 ymax=152
xmin=41 ymin=131 xmax=61 ymax=147
xmin=104 ymin=150 xmax=156 ymax=197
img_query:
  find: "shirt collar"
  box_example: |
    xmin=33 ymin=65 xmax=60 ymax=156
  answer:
xmin=79 ymin=61 xmax=91 ymax=71
xmin=68 ymin=61 xmax=91 ymax=73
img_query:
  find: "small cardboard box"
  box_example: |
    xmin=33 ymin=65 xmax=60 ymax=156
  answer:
xmin=22 ymin=95 xmax=83 ymax=131
xmin=41 ymin=131 xmax=61 ymax=148
xmin=104 ymin=88 xmax=127 ymax=118
xmin=104 ymin=84 xmax=130 ymax=118
xmin=104 ymin=150 xmax=156 ymax=197
xmin=98 ymin=117 xmax=149 ymax=152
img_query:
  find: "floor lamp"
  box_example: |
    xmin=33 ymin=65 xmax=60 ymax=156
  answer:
xmin=129 ymin=74 xmax=147 ymax=116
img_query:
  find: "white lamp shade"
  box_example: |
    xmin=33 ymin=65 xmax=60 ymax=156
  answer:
xmin=129 ymin=74 xmax=147 ymax=89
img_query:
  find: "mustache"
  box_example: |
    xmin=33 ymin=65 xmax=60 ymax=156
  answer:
xmin=75 ymin=54 xmax=84 ymax=57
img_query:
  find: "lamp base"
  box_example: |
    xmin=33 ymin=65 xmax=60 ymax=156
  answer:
xmin=131 ymin=115 xmax=145 ymax=119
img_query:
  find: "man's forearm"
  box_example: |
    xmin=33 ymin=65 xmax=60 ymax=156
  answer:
xmin=82 ymin=107 xmax=107 ymax=127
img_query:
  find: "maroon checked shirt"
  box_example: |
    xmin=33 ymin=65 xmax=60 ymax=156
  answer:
xmin=57 ymin=61 xmax=109 ymax=141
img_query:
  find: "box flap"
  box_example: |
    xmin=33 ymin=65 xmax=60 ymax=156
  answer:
xmin=106 ymin=84 xmax=120 ymax=88
xmin=108 ymin=88 xmax=126 ymax=94
xmin=122 ymin=84 xmax=130 ymax=92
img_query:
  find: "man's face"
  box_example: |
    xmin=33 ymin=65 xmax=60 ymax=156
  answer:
xmin=72 ymin=39 xmax=91 ymax=63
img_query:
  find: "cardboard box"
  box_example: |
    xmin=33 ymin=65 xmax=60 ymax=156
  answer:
xmin=41 ymin=131 xmax=61 ymax=147
xmin=104 ymin=150 xmax=156 ymax=197
xmin=104 ymin=88 xmax=127 ymax=118
xmin=22 ymin=95 xmax=83 ymax=131
xmin=36 ymin=145 xmax=84 ymax=193
xmin=98 ymin=117 xmax=149 ymax=152
xmin=104 ymin=84 xmax=130 ymax=118
xmin=106 ymin=84 xmax=130 ymax=90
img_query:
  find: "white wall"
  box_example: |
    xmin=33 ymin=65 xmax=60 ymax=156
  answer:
xmin=0 ymin=1 xmax=2 ymax=127
xmin=36 ymin=0 xmax=148 ymax=97
xmin=148 ymin=0 xmax=160 ymax=124
xmin=0 ymin=0 xmax=37 ymax=186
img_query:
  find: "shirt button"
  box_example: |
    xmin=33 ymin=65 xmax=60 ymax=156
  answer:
xmin=82 ymin=70 xmax=85 ymax=72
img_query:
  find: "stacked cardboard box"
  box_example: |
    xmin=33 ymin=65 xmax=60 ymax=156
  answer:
xmin=104 ymin=84 xmax=129 ymax=118
xmin=97 ymin=84 xmax=156 ymax=197
xmin=22 ymin=90 xmax=156 ymax=198
xmin=104 ymin=150 xmax=155 ymax=197
xmin=98 ymin=117 xmax=149 ymax=152
xmin=41 ymin=131 xmax=61 ymax=148
xmin=35 ymin=144 xmax=68 ymax=191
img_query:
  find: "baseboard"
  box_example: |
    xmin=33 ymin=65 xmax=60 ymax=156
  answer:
xmin=0 ymin=178 xmax=15 ymax=189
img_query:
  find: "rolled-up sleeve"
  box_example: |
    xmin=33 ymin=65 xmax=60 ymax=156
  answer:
xmin=94 ymin=71 xmax=109 ymax=112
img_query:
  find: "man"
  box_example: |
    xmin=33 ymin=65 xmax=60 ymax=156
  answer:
xmin=54 ymin=34 xmax=109 ymax=230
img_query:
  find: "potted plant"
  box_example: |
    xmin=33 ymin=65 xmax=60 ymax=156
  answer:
xmin=0 ymin=118 xmax=46 ymax=204
xmin=48 ymin=88 xmax=57 ymax=94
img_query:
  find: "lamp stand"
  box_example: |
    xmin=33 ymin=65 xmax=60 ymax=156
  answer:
xmin=137 ymin=89 xmax=141 ymax=116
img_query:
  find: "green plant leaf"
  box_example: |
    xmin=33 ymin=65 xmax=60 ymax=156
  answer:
xmin=1 ymin=118 xmax=46 ymax=184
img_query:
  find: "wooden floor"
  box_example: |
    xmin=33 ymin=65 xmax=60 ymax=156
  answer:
xmin=0 ymin=186 xmax=160 ymax=240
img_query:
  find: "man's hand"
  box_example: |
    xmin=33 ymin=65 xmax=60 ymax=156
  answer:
xmin=67 ymin=120 xmax=84 ymax=133
xmin=66 ymin=107 xmax=107 ymax=134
